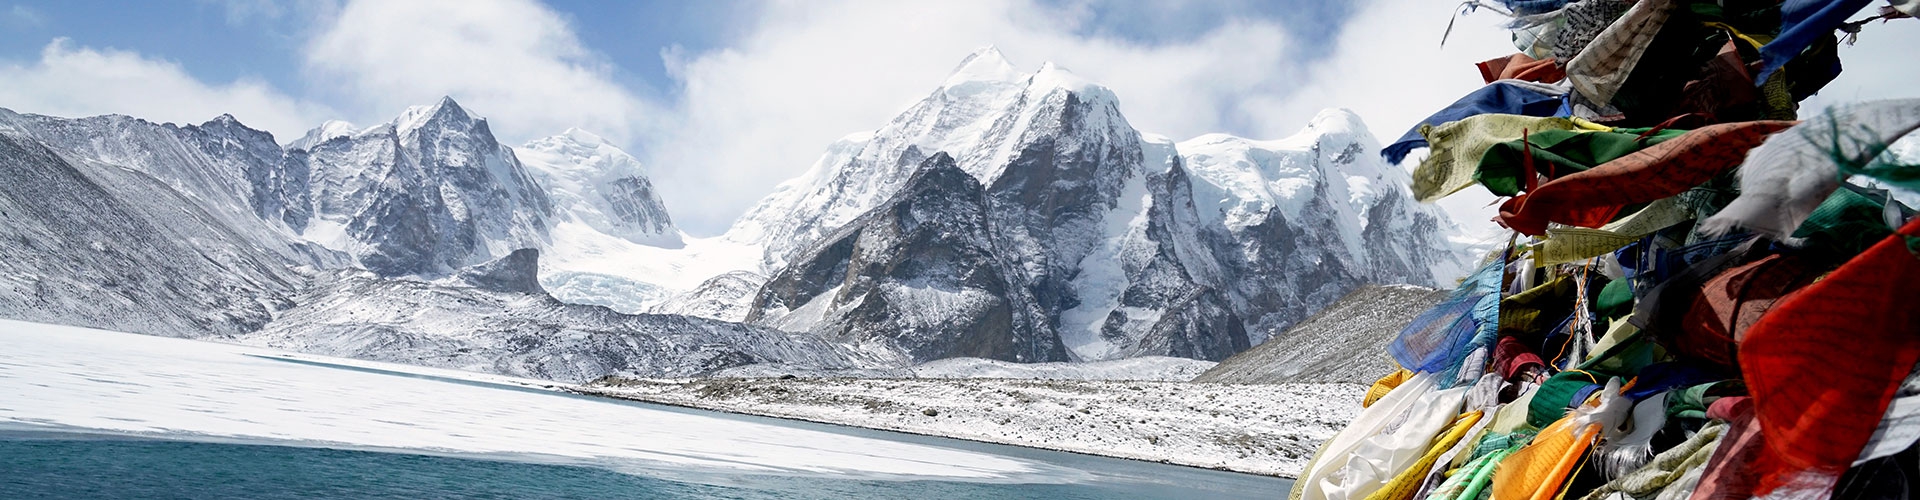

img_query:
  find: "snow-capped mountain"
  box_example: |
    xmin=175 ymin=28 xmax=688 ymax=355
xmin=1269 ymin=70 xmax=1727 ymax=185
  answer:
xmin=747 ymin=153 xmax=1065 ymax=362
xmin=0 ymin=109 xmax=346 ymax=338
xmin=512 ymin=128 xmax=754 ymax=316
xmin=517 ymin=128 xmax=677 ymax=245
xmin=725 ymin=47 xmax=1040 ymax=269
xmin=0 ymin=47 xmax=1465 ymax=379
xmin=1178 ymin=109 xmax=1464 ymax=342
xmin=0 ymin=101 xmax=867 ymax=379
xmin=724 ymin=48 xmax=1461 ymax=363
xmin=290 ymin=97 xmax=554 ymax=277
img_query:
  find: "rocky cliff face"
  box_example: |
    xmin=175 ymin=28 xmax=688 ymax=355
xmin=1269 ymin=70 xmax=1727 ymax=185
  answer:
xmin=748 ymin=154 xmax=1058 ymax=363
xmin=1179 ymin=109 xmax=1461 ymax=343
xmin=731 ymin=49 xmax=1459 ymax=364
xmin=292 ymin=97 xmax=554 ymax=277
xmin=0 ymin=111 xmax=343 ymax=337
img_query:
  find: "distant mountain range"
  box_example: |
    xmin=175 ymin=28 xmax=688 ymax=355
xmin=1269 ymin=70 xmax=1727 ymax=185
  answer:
xmin=0 ymin=47 xmax=1467 ymax=381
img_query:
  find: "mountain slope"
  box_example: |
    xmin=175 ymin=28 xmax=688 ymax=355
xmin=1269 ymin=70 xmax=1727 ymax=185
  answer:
xmin=242 ymin=249 xmax=881 ymax=382
xmin=1179 ymin=109 xmax=1461 ymax=343
xmin=1192 ymin=285 xmax=1448 ymax=385
xmin=290 ymin=97 xmax=554 ymax=277
xmin=517 ymin=128 xmax=677 ymax=246
xmin=0 ymin=113 xmax=343 ymax=337
xmin=747 ymin=153 xmax=1054 ymax=363
xmin=0 ymin=103 xmax=876 ymax=382
xmin=730 ymin=50 xmax=1457 ymax=364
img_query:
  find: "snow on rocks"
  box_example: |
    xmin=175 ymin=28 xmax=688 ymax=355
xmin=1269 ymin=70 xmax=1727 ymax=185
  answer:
xmin=582 ymin=377 xmax=1363 ymax=478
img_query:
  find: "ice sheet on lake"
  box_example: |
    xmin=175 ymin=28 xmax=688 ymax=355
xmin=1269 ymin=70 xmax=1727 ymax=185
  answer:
xmin=0 ymin=319 xmax=1067 ymax=482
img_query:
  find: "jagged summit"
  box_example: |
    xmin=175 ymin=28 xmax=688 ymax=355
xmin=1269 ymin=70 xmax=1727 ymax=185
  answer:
xmin=394 ymin=96 xmax=482 ymax=138
xmin=944 ymin=46 xmax=1023 ymax=89
xmin=1026 ymin=61 xmax=1112 ymax=101
xmin=289 ymin=120 xmax=360 ymax=151
xmin=298 ymin=99 xmax=552 ymax=276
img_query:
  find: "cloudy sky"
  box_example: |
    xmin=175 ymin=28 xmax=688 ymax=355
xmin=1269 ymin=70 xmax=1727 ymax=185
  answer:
xmin=2 ymin=0 xmax=1915 ymax=237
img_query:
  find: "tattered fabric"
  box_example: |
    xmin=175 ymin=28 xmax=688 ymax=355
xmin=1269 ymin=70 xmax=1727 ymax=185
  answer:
xmin=1501 ymin=0 xmax=1572 ymax=16
xmin=1667 ymin=252 xmax=1829 ymax=370
xmin=1551 ymin=0 xmax=1633 ymax=63
xmin=1498 ymin=121 xmax=1795 ymax=236
xmin=1735 ymin=217 xmax=1920 ymax=499
xmin=1858 ymin=362 xmax=1920 ymax=466
xmin=1302 ymin=375 xmax=1470 ymax=500
xmin=1389 ymin=259 xmax=1504 ymax=377
xmin=1757 ymin=0 xmax=1875 ymax=82
xmin=1533 ymin=197 xmax=1692 ymax=267
xmin=1689 ymin=397 xmax=1767 ymax=500
xmin=1494 ymin=414 xmax=1603 ymax=500
xmin=1479 ymin=53 xmax=1566 ymax=84
xmin=1364 ymin=411 xmax=1485 ymax=500
xmin=1565 ymin=0 xmax=1677 ymax=105
xmin=1577 ymin=420 xmax=1728 ymax=500
xmin=1701 ymin=99 xmax=1920 ymax=240
xmin=1477 ymin=126 xmax=1688 ymax=197
xmin=1382 ymin=82 xmax=1567 ymax=165
xmin=1413 ymin=115 xmax=1607 ymax=201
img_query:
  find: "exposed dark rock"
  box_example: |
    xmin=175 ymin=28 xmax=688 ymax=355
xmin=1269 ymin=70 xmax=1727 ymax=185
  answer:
xmin=455 ymin=248 xmax=544 ymax=294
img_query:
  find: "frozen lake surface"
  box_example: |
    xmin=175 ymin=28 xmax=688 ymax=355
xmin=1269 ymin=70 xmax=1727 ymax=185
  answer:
xmin=0 ymin=319 xmax=1290 ymax=498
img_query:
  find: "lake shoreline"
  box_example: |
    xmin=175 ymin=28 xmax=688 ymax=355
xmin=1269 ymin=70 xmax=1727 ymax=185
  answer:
xmin=577 ymin=377 xmax=1363 ymax=478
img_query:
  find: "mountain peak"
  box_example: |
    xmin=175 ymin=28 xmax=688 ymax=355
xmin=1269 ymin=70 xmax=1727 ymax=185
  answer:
xmin=559 ymin=127 xmax=607 ymax=145
xmin=289 ymin=120 xmax=359 ymax=151
xmin=395 ymin=96 xmax=476 ymax=133
xmin=1306 ymin=108 xmax=1370 ymax=136
xmin=1027 ymin=61 xmax=1111 ymax=101
xmin=944 ymin=46 xmax=1022 ymax=88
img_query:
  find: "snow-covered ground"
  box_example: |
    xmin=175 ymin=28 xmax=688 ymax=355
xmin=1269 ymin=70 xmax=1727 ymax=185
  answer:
xmin=539 ymin=223 xmax=762 ymax=314
xmin=582 ymin=377 xmax=1363 ymax=477
xmin=909 ymin=356 xmax=1217 ymax=381
xmin=710 ymin=356 xmax=1218 ymax=381
xmin=0 ymin=319 xmax=1078 ymax=482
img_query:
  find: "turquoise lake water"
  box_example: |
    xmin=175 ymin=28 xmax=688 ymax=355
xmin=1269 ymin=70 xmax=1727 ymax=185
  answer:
xmin=1 ymin=430 xmax=1273 ymax=499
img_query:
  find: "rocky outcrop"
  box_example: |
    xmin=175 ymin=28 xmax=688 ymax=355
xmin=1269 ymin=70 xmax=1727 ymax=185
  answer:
xmin=749 ymin=153 xmax=1057 ymax=363
xmin=649 ymin=271 xmax=767 ymax=322
xmin=454 ymin=248 xmax=544 ymax=295
xmin=293 ymin=97 xmax=554 ymax=276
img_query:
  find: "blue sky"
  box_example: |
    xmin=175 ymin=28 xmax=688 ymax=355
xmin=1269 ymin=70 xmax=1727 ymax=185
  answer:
xmin=2 ymin=1 xmax=1914 ymax=236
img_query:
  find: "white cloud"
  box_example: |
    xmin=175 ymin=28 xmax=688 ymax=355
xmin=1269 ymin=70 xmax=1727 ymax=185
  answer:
xmin=650 ymin=0 xmax=1309 ymax=234
xmin=0 ymin=38 xmax=332 ymax=141
xmin=302 ymin=0 xmax=655 ymax=146
xmin=1257 ymin=0 xmax=1520 ymax=240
